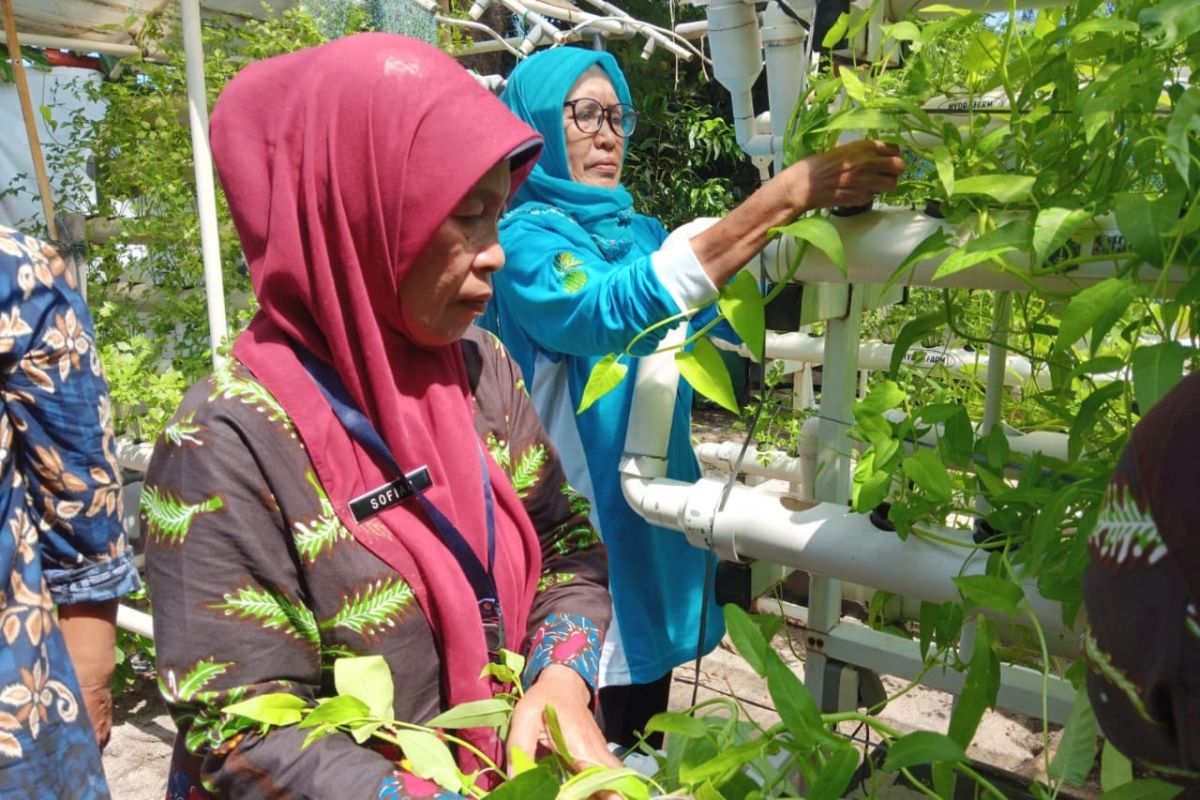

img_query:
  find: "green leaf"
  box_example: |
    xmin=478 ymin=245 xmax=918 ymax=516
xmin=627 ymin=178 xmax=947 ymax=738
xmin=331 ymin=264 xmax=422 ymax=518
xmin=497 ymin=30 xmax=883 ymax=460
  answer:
xmin=883 ymin=21 xmax=922 ymax=42
xmin=558 ymin=767 xmax=650 ymax=800
xmin=1048 ymin=687 xmax=1098 ymax=786
xmin=426 ymin=698 xmax=511 ymax=730
xmin=1114 ymin=192 xmax=1181 ymax=269
xmin=884 ymin=230 xmax=954 ymax=292
xmin=772 ymin=215 xmax=847 ymax=276
xmin=902 ymin=449 xmax=953 ymax=503
xmin=1132 ymin=342 xmax=1190 ymax=413
xmin=1139 ymin=0 xmax=1200 ymax=48
xmin=222 ymin=693 xmax=308 ymax=727
xmin=723 ymin=603 xmax=768 ymax=676
xmin=1101 ymin=739 xmax=1133 ymax=793
xmin=484 ymin=765 xmax=560 ymax=800
xmin=932 ymin=145 xmax=955 ymax=196
xmin=577 ymin=354 xmax=628 ymax=414
xmin=919 ymin=3 xmax=973 ymax=15
xmin=918 ymin=601 xmax=939 ymax=660
xmin=394 ymin=730 xmax=462 ymax=792
xmin=646 ymin=711 xmax=710 ymax=739
xmin=298 ymin=694 xmax=371 ymax=729
xmin=764 ymin=650 xmax=822 ymax=752
xmin=1054 ymin=278 xmax=1138 ymax=356
xmin=808 ymin=741 xmax=861 ymax=800
xmin=857 ymin=379 xmax=906 ymax=415
xmin=502 ymin=648 xmax=525 ymax=678
xmin=952 ymin=174 xmax=1036 ymax=204
xmin=821 ymin=12 xmax=849 ymax=47
xmin=947 ymin=617 xmax=999 ymax=748
xmin=817 ymin=108 xmax=900 ymax=132
xmin=679 ymin=738 xmax=769 ymax=783
xmin=1068 ymin=17 xmax=1140 ymax=38
xmin=952 ymin=575 xmax=1024 ymax=616
xmin=542 ymin=704 xmax=572 ymax=763
xmin=939 ymin=405 xmax=974 ymax=469
xmin=853 ymin=453 xmax=893 ymax=513
xmin=1166 ymin=87 xmax=1200 ymax=185
xmin=889 ymin=312 xmax=946 ymax=378
xmin=882 ymin=730 xmax=966 ymax=771
xmin=839 ymin=67 xmax=868 ymax=104
xmin=718 ymin=270 xmax=765 ymax=361
xmin=964 ymin=29 xmax=1001 ymax=77
xmin=1033 ymin=207 xmax=1091 ymax=268
xmin=1099 ymin=779 xmax=1184 ymax=800
xmin=677 ymin=338 xmax=739 ymax=413
xmin=1069 ymin=381 xmax=1125 ymax=462
xmin=932 ymin=219 xmax=1030 ymax=281
xmin=334 ymin=655 xmax=394 ymax=721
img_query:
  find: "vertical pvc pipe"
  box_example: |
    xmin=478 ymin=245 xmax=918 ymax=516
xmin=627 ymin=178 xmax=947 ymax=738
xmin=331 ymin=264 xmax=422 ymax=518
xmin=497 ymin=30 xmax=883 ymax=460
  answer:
xmin=807 ymin=285 xmax=862 ymax=708
xmin=976 ymin=291 xmax=1010 ymax=514
xmin=814 ymin=286 xmax=861 ymax=504
xmin=762 ymin=2 xmax=806 ymax=174
xmin=706 ymin=0 xmax=762 ymax=152
xmin=181 ymin=0 xmax=228 ymax=369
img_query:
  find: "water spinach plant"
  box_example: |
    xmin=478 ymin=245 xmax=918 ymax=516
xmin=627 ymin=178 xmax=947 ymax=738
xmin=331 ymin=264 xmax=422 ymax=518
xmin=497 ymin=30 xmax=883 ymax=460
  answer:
xmin=576 ymin=1 xmax=1198 ymax=796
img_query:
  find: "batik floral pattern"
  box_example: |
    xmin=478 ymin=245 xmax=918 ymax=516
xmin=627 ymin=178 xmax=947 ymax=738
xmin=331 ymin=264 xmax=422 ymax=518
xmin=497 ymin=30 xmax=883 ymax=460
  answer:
xmin=523 ymin=613 xmax=602 ymax=690
xmin=378 ymin=771 xmax=465 ymax=800
xmin=0 ymin=226 xmax=135 ymax=799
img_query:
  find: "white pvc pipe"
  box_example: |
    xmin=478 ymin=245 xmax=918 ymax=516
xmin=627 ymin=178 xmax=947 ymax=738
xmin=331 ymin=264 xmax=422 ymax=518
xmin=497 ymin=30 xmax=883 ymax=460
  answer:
xmin=696 ymin=441 xmax=809 ymax=485
xmin=762 ymin=207 xmax=1190 ymax=292
xmin=117 ymin=604 xmax=154 ymax=639
xmin=577 ymin=0 xmax=693 ymax=60
xmin=662 ymin=484 xmax=1073 ymax=637
xmin=180 ymin=0 xmax=228 ymax=370
xmin=619 ymin=324 xmax=689 ymax=517
xmin=762 ymin=1 xmax=806 ymax=173
xmin=872 ymin=410 xmax=1069 ymax=465
xmin=114 ymin=436 xmax=154 ymax=473
xmin=706 ymin=0 xmax=763 ymax=153
xmin=713 ymin=332 xmax=1044 ymax=390
xmin=496 ymin=0 xmax=565 ymax=51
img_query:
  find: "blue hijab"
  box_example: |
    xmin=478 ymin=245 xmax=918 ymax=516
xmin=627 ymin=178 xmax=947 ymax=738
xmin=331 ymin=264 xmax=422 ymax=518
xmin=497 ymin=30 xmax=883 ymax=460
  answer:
xmin=502 ymin=47 xmax=638 ymax=259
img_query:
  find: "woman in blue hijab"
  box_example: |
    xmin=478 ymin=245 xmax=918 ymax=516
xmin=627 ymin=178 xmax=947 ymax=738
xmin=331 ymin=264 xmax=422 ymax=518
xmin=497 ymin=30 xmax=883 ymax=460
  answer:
xmin=485 ymin=46 xmax=903 ymax=746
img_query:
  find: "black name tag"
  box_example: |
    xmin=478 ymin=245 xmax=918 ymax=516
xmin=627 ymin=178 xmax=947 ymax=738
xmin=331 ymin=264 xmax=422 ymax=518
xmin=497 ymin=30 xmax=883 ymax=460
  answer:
xmin=349 ymin=467 xmax=433 ymax=522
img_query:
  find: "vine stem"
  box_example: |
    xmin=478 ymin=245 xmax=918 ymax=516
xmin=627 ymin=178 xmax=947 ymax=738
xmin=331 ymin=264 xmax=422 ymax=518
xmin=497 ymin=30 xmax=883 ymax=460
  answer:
xmin=1002 ymin=552 xmax=1056 ymax=795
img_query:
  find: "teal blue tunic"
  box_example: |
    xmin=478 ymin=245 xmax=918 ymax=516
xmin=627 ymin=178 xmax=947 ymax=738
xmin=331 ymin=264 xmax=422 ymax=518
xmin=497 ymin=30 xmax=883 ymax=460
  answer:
xmin=483 ymin=47 xmax=723 ymax=685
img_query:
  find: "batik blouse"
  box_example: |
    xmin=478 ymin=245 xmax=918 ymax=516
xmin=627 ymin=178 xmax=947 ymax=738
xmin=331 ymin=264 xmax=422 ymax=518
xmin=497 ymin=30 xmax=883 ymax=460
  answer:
xmin=144 ymin=326 xmax=610 ymax=800
xmin=1084 ymin=371 xmax=1200 ymax=787
xmin=0 ymin=226 xmax=140 ymax=799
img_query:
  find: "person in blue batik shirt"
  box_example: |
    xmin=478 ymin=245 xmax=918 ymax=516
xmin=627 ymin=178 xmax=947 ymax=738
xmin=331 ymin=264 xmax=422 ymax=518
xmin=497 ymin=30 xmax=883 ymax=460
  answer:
xmin=483 ymin=46 xmax=904 ymax=747
xmin=0 ymin=225 xmax=140 ymax=799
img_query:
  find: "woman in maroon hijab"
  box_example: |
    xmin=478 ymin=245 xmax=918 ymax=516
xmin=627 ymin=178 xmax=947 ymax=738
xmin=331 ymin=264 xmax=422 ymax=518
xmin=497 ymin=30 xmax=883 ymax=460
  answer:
xmin=143 ymin=33 xmax=617 ymax=799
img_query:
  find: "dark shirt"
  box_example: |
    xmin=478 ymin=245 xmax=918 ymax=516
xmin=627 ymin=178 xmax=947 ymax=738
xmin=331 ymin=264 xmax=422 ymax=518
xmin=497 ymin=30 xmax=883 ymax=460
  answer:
xmin=145 ymin=327 xmax=610 ymax=799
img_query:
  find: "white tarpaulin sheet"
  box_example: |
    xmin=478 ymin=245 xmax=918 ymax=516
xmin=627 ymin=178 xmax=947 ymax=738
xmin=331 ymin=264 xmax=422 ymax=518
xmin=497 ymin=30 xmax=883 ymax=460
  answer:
xmin=0 ymin=65 xmax=103 ymax=229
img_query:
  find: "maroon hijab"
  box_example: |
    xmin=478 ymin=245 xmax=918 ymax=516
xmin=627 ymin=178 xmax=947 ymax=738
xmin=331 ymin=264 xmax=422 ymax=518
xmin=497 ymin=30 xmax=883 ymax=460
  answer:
xmin=211 ymin=33 xmax=542 ymax=770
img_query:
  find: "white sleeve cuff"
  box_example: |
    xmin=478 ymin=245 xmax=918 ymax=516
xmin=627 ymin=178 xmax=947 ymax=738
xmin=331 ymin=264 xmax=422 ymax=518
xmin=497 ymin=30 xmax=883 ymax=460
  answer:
xmin=650 ymin=216 xmax=721 ymax=313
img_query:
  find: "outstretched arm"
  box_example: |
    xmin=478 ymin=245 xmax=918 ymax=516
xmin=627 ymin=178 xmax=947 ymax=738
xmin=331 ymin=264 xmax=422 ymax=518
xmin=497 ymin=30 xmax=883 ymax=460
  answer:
xmin=691 ymin=139 xmax=905 ymax=287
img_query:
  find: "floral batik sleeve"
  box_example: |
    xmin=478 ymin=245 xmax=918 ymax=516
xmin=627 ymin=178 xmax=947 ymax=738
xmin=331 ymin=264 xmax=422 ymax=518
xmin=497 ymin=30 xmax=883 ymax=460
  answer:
xmin=470 ymin=329 xmax=611 ymax=691
xmin=0 ymin=229 xmax=138 ymax=606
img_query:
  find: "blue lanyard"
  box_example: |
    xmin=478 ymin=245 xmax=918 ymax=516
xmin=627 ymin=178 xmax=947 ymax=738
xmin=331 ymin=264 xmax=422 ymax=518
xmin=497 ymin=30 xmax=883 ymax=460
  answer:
xmin=293 ymin=345 xmax=504 ymax=660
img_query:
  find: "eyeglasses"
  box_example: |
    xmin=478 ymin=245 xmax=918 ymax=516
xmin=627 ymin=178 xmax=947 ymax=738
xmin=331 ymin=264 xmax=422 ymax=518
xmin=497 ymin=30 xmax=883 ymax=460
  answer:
xmin=562 ymin=98 xmax=638 ymax=138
